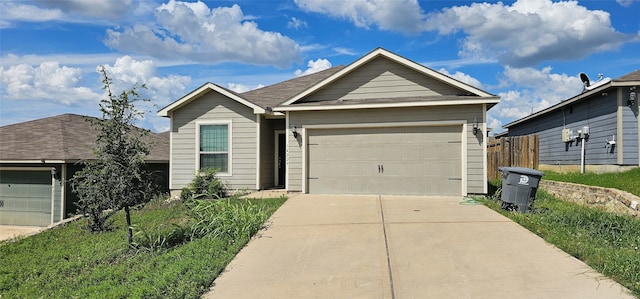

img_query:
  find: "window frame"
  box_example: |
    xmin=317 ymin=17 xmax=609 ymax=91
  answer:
xmin=196 ymin=120 xmax=232 ymax=177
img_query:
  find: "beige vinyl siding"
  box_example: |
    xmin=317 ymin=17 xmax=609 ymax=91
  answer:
xmin=171 ymin=92 xmax=257 ymax=190
xmin=299 ymin=57 xmax=466 ymax=103
xmin=288 ymin=105 xmax=485 ymax=194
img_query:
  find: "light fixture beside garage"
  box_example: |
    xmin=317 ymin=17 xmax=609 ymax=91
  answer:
xmin=628 ymin=86 xmax=636 ymax=107
xmin=472 ymin=118 xmax=479 ymax=135
xmin=291 ymin=125 xmax=298 ymax=138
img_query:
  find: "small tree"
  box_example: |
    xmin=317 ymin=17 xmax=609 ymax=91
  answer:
xmin=72 ymin=66 xmax=158 ymax=245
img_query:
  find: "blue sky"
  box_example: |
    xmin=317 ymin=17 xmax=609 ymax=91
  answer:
xmin=1 ymin=0 xmax=639 ymax=134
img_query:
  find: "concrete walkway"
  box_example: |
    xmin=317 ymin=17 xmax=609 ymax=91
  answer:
xmin=203 ymin=194 xmax=633 ymax=299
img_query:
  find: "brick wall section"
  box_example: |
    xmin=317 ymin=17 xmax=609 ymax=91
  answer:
xmin=539 ymin=180 xmax=639 ymax=218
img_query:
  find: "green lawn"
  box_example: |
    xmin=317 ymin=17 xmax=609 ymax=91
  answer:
xmin=483 ymin=188 xmax=640 ymax=297
xmin=543 ymin=168 xmax=640 ymax=196
xmin=0 ymin=196 xmax=286 ymax=298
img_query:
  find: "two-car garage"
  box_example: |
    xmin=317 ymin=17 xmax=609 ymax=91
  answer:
xmin=306 ymin=125 xmax=463 ymax=196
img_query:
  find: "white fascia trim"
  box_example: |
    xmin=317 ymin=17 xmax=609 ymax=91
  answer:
xmin=482 ymin=103 xmax=488 ymax=194
xmin=256 ymin=115 xmax=261 ymax=190
xmin=158 ymin=83 xmax=265 ymax=117
xmin=303 ymin=120 xmax=466 ymax=130
xmin=274 ymin=98 xmax=500 ymax=112
xmin=0 ymin=166 xmax=56 ymax=171
xmin=280 ymin=48 xmax=495 ymax=106
xmin=195 ymin=120 xmax=233 ymax=177
xmin=0 ymin=160 xmax=66 ymax=164
xmin=461 ymin=123 xmax=468 ymax=196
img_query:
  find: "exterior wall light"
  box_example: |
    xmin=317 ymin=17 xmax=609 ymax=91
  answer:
xmin=472 ymin=117 xmax=479 ymax=135
xmin=628 ymin=87 xmax=636 ymax=107
xmin=291 ymin=125 xmax=298 ymax=138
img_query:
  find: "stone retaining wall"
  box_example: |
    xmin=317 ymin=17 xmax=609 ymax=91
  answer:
xmin=539 ymin=180 xmax=639 ymax=218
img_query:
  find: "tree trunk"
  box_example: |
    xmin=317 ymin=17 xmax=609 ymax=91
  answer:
xmin=124 ymin=205 xmax=133 ymax=246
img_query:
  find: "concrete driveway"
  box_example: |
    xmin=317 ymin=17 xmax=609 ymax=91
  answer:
xmin=203 ymin=194 xmax=633 ymax=299
xmin=0 ymin=226 xmax=44 ymax=242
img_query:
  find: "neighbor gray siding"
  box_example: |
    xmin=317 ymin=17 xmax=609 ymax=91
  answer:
xmin=288 ymin=105 xmax=486 ymax=194
xmin=170 ymin=92 xmax=257 ymax=190
xmin=507 ymin=92 xmax=619 ymax=165
xmin=300 ymin=57 xmax=466 ymax=103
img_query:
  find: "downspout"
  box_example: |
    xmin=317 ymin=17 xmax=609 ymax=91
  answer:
xmin=581 ymin=138 xmax=585 ymax=174
xmin=50 ymin=167 xmax=56 ymax=226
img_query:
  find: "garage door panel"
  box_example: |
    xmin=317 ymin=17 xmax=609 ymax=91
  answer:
xmin=0 ymin=170 xmax=52 ymax=226
xmin=307 ymin=126 xmax=462 ymax=195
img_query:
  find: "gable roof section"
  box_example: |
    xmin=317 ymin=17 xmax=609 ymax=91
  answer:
xmin=0 ymin=114 xmax=169 ymax=162
xmin=241 ymin=66 xmax=345 ymax=109
xmin=277 ymin=48 xmax=497 ymax=109
xmin=504 ymin=69 xmax=640 ymax=129
xmin=157 ymin=82 xmax=266 ymax=117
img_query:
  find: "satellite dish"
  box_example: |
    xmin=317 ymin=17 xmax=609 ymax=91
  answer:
xmin=579 ymin=73 xmax=590 ymax=89
xmin=579 ymin=72 xmax=611 ymax=93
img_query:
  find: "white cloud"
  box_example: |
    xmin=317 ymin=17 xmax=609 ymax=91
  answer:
xmin=334 ymin=47 xmax=358 ymax=56
xmin=425 ymin=0 xmax=631 ymax=67
xmin=437 ymin=68 xmax=483 ymax=89
xmin=488 ymin=66 xmax=583 ymax=128
xmin=0 ymin=2 xmax=63 ymax=27
xmin=105 ymin=1 xmax=301 ymax=67
xmin=294 ymin=0 xmax=426 ymax=34
xmin=100 ymin=56 xmax=191 ymax=107
xmin=0 ymin=62 xmax=99 ymax=104
xmin=295 ymin=58 xmax=332 ymax=76
xmin=616 ymin=0 xmax=635 ymax=7
xmin=34 ymin=0 xmax=134 ymax=20
xmin=287 ymin=17 xmax=307 ymax=29
xmin=226 ymin=83 xmax=264 ymax=93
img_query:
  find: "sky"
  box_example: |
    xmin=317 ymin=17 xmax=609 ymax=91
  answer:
xmin=1 ymin=0 xmax=639 ymax=134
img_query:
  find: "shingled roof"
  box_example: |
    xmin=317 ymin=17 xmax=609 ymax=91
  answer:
xmin=614 ymin=69 xmax=640 ymax=82
xmin=241 ymin=66 xmax=345 ymax=108
xmin=0 ymin=114 xmax=169 ymax=162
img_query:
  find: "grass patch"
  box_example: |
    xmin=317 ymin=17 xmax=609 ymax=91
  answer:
xmin=482 ymin=187 xmax=640 ymax=297
xmin=0 ymin=196 xmax=287 ymax=298
xmin=543 ymin=168 xmax=640 ymax=197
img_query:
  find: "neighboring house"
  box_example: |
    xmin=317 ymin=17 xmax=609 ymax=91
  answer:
xmin=0 ymin=114 xmax=169 ymax=227
xmin=502 ymin=70 xmax=640 ymax=173
xmin=159 ymin=48 xmax=500 ymax=196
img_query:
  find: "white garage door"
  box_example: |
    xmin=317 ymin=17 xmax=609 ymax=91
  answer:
xmin=307 ymin=126 xmax=462 ymax=195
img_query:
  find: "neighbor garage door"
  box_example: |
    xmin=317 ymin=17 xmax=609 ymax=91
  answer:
xmin=307 ymin=126 xmax=462 ymax=195
xmin=0 ymin=170 xmax=52 ymax=226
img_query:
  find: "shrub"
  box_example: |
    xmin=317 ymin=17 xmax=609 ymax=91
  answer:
xmin=188 ymin=199 xmax=270 ymax=243
xmin=180 ymin=168 xmax=225 ymax=201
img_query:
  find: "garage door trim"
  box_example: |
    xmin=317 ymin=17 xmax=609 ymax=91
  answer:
xmin=301 ymin=120 xmax=468 ymax=194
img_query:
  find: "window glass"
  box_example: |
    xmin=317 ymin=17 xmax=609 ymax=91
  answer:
xmin=199 ymin=124 xmax=228 ymax=172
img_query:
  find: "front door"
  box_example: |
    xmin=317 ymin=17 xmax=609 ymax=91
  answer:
xmin=276 ymin=133 xmax=286 ymax=187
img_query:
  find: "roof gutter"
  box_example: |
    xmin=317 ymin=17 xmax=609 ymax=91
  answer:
xmin=274 ymin=97 xmax=500 ymax=112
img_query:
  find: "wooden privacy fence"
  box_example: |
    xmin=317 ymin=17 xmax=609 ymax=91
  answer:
xmin=487 ymin=135 xmax=539 ymax=181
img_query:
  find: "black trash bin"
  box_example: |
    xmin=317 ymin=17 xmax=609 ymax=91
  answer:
xmin=498 ymin=167 xmax=544 ymax=212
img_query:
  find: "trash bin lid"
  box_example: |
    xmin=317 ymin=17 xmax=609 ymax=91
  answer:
xmin=498 ymin=166 xmax=544 ymax=177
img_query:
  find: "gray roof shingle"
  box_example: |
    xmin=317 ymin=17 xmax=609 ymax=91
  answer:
xmin=241 ymin=66 xmax=345 ymax=108
xmin=614 ymin=69 xmax=640 ymax=82
xmin=0 ymin=114 xmax=169 ymax=162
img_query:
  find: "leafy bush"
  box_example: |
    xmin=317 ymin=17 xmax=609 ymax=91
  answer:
xmin=188 ymin=199 xmax=270 ymax=243
xmin=180 ymin=168 xmax=225 ymax=201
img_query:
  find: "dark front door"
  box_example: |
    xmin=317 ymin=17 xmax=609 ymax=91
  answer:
xmin=277 ymin=133 xmax=286 ymax=187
